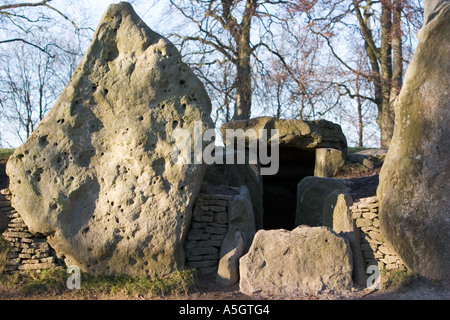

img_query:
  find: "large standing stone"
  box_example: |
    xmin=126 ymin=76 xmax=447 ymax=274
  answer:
xmin=322 ymin=191 xmax=366 ymax=286
xmin=314 ymin=148 xmax=345 ymax=177
xmin=239 ymin=226 xmax=353 ymax=296
xmin=6 ymin=2 xmax=213 ymax=276
xmin=377 ymin=1 xmax=450 ymax=280
xmin=295 ymin=176 xmax=351 ymax=227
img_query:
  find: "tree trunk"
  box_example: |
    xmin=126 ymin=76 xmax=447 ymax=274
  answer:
xmin=377 ymin=1 xmax=394 ymax=149
xmin=356 ymin=77 xmax=364 ymax=147
xmin=234 ymin=50 xmax=252 ymax=120
xmin=391 ymin=0 xmax=403 ymax=100
xmin=232 ymin=0 xmax=255 ymax=120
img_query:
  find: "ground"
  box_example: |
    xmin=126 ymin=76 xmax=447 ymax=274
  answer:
xmin=1 ymin=149 xmax=449 ymax=301
xmin=1 ymin=272 xmax=449 ymax=300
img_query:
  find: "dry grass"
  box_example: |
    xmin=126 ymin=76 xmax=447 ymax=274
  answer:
xmin=0 ymin=262 xmax=198 ymax=300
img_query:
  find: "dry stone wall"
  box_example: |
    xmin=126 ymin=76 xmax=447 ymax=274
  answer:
xmin=1 ymin=189 xmax=60 ymax=272
xmin=350 ymin=196 xmax=406 ymax=272
xmin=185 ymin=194 xmax=231 ymax=275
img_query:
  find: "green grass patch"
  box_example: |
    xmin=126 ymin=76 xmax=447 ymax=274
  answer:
xmin=0 ymin=266 xmax=198 ymax=298
xmin=381 ymin=268 xmax=415 ymax=289
xmin=0 ymin=149 xmax=14 ymax=162
xmin=0 ymin=237 xmax=10 ymax=273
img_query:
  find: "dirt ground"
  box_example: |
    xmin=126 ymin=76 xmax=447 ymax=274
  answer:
xmin=1 ymin=273 xmax=449 ymax=300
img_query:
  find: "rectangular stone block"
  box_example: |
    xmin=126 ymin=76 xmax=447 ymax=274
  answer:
xmin=210 ymin=234 xmax=226 ymax=241
xmin=187 ymin=231 xmax=210 ymax=241
xmin=362 ymin=212 xmax=378 ymax=220
xmin=3 ymin=265 xmax=18 ymax=271
xmin=192 ymin=214 xmax=214 ymax=223
xmin=205 ymin=199 xmax=228 ymax=207
xmin=18 ymin=262 xmax=56 ymax=270
xmin=21 ymin=248 xmax=36 ymax=254
xmin=3 ymin=231 xmax=32 ymax=238
xmin=209 ymin=205 xmax=226 ymax=212
xmin=40 ymin=256 xmax=55 ymax=264
xmin=214 ymin=211 xmax=228 ymax=224
xmin=351 ymin=209 xmax=362 ymax=219
xmin=22 ymin=259 xmax=40 ymax=264
xmin=204 ymin=226 xmax=227 ymax=235
xmin=186 ymin=260 xmax=218 ymax=269
xmin=368 ymin=230 xmax=383 ymax=242
xmin=196 ymin=240 xmax=222 ymax=248
xmin=356 ymin=218 xmax=372 ymax=228
xmin=189 ymin=247 xmax=218 ymax=256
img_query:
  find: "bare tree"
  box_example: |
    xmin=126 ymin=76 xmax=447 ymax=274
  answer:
xmin=0 ymin=0 xmax=86 ymax=146
xmin=0 ymin=0 xmax=82 ymax=56
xmin=168 ymin=0 xmax=314 ymax=121
xmin=304 ymin=0 xmax=423 ymax=148
xmin=0 ymin=40 xmax=79 ymax=144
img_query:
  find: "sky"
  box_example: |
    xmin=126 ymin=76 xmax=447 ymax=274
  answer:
xmin=71 ymin=0 xmax=173 ymax=34
xmin=0 ymin=0 xmax=401 ymax=148
xmin=0 ymin=0 xmax=176 ymax=148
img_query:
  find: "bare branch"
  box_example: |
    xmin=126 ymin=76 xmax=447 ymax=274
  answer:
xmin=0 ymin=38 xmax=54 ymax=57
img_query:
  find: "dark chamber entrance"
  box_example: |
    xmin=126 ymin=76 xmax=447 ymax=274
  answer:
xmin=262 ymin=147 xmax=315 ymax=230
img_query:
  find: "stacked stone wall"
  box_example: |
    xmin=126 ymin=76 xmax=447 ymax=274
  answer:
xmin=350 ymin=196 xmax=407 ymax=272
xmin=185 ymin=194 xmax=231 ymax=275
xmin=1 ymin=189 xmax=60 ymax=272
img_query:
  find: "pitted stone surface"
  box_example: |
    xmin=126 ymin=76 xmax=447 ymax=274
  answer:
xmin=6 ymin=2 xmax=213 ymax=277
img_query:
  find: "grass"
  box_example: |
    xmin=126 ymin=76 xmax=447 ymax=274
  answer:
xmin=0 ymin=264 xmax=198 ymax=299
xmin=0 ymin=149 xmax=14 ymax=162
xmin=0 ymin=237 xmax=10 ymax=274
xmin=381 ymin=268 xmax=415 ymax=290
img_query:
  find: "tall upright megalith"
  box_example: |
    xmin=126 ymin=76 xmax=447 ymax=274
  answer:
xmin=6 ymin=2 xmax=213 ymax=276
xmin=377 ymin=0 xmax=450 ymax=280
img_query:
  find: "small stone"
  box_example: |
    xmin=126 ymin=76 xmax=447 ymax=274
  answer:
xmin=205 ymin=199 xmax=228 ymax=207
xmin=364 ymin=196 xmax=378 ymax=204
xmin=3 ymin=265 xmax=18 ymax=271
xmin=209 ymin=205 xmax=226 ymax=212
xmin=362 ymin=212 xmax=378 ymax=220
xmin=187 ymin=230 xmax=210 ymax=241
xmin=369 ymin=231 xmax=383 ymax=242
xmin=6 ymin=258 xmax=21 ymax=265
xmin=214 ymin=212 xmax=228 ymax=224
xmin=190 ymin=222 xmax=207 ymax=229
xmin=372 ymin=218 xmax=380 ymax=228
xmin=40 ymin=256 xmax=55 ymax=264
xmin=382 ymin=255 xmax=400 ymax=265
xmin=22 ymin=259 xmax=39 ymax=264
xmin=189 ymin=247 xmax=218 ymax=256
xmin=361 ymin=226 xmax=378 ymax=233
xmin=356 ymin=218 xmax=372 ymax=228
xmin=2 ymin=231 xmax=32 ymax=238
xmin=18 ymin=262 xmax=56 ymax=270
xmin=205 ymin=226 xmax=228 ymax=235
xmin=351 ymin=209 xmax=362 ymax=219
xmin=21 ymin=248 xmax=36 ymax=254
xmin=357 ymin=203 xmax=369 ymax=209
xmin=192 ymin=215 xmax=214 ymax=223
xmin=197 ymin=240 xmax=222 ymax=248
